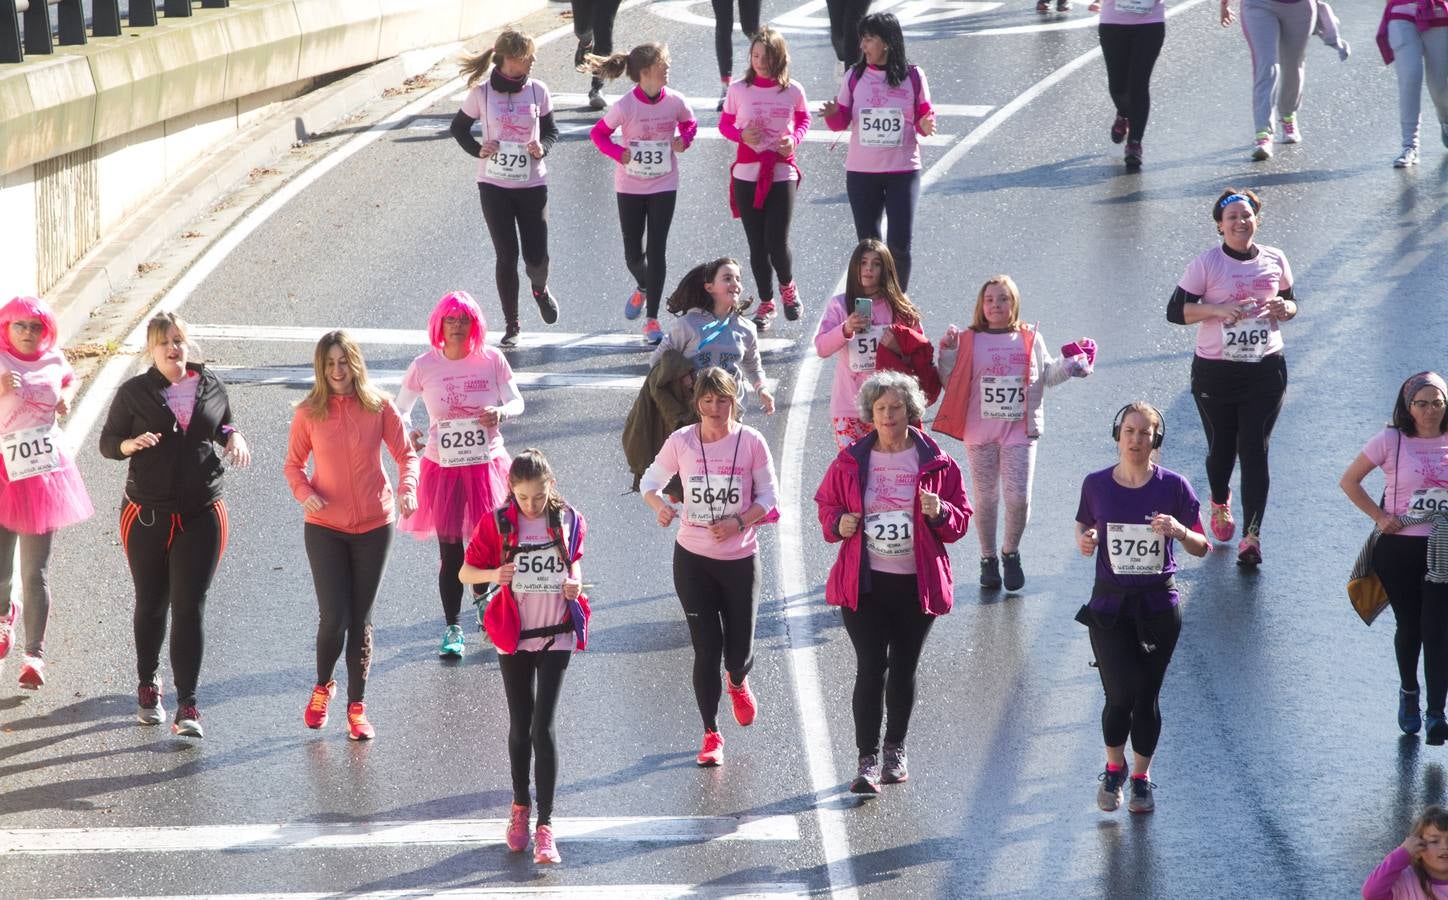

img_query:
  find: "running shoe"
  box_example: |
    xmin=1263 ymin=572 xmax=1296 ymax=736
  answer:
xmin=347 ymin=701 xmax=375 ymax=741
xmin=1036 ymin=0 xmax=1049 ymax=10
xmin=173 ymin=705 xmax=203 ymax=738
xmin=1128 ymin=776 xmax=1156 ymax=814
xmin=624 ymin=288 xmax=645 ymax=320
xmin=1209 ymin=498 xmax=1236 ymax=542
xmin=500 ymin=324 xmax=521 ymax=348
xmin=716 ymin=79 xmax=730 ymax=113
xmin=727 ymin=673 xmax=757 ymax=726
xmin=506 ymin=803 xmax=531 ymax=852
xmin=851 ymin=754 xmax=881 ymax=795
xmin=588 ymin=80 xmax=608 ymax=111
xmin=1401 ymin=688 xmax=1423 ymax=735
xmin=138 ymin=679 xmax=165 ymax=726
xmin=1124 ymin=141 xmax=1143 ymax=169
xmin=18 ymin=656 xmax=44 ymax=690
xmin=1097 ymin=765 xmax=1128 ymax=812
xmin=533 ymin=287 xmax=560 ymax=325
xmin=752 ymin=299 xmax=776 ymax=333
xmin=1110 ymin=114 xmax=1129 ymax=145
xmin=1236 ymin=533 xmax=1262 ymax=567
xmin=439 ymin=624 xmax=465 ymax=658
xmin=881 ymin=742 xmax=909 ymax=784
xmin=1252 ymin=131 xmax=1273 ymax=161
xmin=696 ymin=730 xmax=724 ymax=767
xmin=1002 ymin=551 xmax=1025 ymax=592
xmin=1057 ymin=0 xmax=1071 ymax=10
xmin=1429 ymin=713 xmax=1448 ymax=746
xmin=533 ymin=825 xmax=561 ymax=864
xmin=979 ymin=556 xmax=1002 ymax=589
xmin=780 ymin=281 xmax=802 ymax=321
xmin=1279 ymin=115 xmax=1301 ymax=144
xmin=643 ymin=318 xmax=663 ymax=346
xmin=304 ymin=680 xmax=336 ymax=729
xmin=1395 ymin=146 xmax=1420 ymax=168
xmin=0 ymin=597 xmax=20 ymax=660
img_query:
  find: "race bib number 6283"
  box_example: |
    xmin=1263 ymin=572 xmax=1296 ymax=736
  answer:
xmin=436 ymin=418 xmax=490 ymax=468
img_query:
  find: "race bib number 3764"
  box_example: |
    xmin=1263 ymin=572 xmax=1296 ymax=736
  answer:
xmin=1106 ymin=522 xmax=1165 ymax=575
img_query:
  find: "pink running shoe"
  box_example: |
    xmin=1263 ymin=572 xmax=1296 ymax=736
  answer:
xmin=696 ymin=730 xmax=724 ymax=767
xmin=346 ymin=702 xmax=375 ymax=741
xmin=780 ymin=281 xmax=802 ymax=321
xmin=1237 ymin=534 xmax=1262 ymax=567
xmin=726 ymin=673 xmax=757 ymax=726
xmin=533 ymin=824 xmax=561 ymax=864
xmin=18 ymin=656 xmax=45 ymax=690
xmin=304 ymin=680 xmax=336 ymax=729
xmin=1209 ymin=499 xmax=1236 ymax=542
xmin=0 ymin=597 xmax=21 ymax=660
xmin=506 ymin=803 xmax=531 ymax=852
xmin=752 ymin=299 xmax=776 ymax=332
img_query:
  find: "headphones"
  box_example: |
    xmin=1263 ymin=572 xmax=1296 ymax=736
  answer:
xmin=1111 ymin=404 xmax=1166 ymax=449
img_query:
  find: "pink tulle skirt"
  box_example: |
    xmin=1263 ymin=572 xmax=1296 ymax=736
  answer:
xmin=400 ymin=453 xmax=511 ymax=543
xmin=0 ymin=454 xmax=95 ymax=534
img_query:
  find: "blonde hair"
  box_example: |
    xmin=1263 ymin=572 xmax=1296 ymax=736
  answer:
xmin=970 ymin=275 xmax=1022 ymax=332
xmin=745 ymin=27 xmax=791 ymax=90
xmin=460 ymin=29 xmax=535 ymax=88
xmin=587 ymin=42 xmax=667 ymax=83
xmin=146 ymin=312 xmax=190 ymax=351
xmin=299 ymin=330 xmax=387 ymax=420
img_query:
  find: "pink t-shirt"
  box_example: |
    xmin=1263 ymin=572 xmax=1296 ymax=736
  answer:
xmin=962 ymin=331 xmax=1032 ymax=448
xmin=814 ymin=293 xmax=903 ymax=421
xmin=1178 ymin=245 xmax=1293 ymax=361
xmin=1363 ymin=427 xmax=1448 ymax=538
xmin=461 ymin=79 xmax=553 ymax=189
xmin=164 ymin=372 xmax=200 ymax=431
xmin=864 ymin=447 xmax=920 ymax=575
xmin=512 ymin=511 xmax=576 ymax=653
xmin=397 ymin=349 xmax=516 ymax=464
xmin=598 ymin=86 xmax=696 ymax=195
xmin=641 ymin=424 xmax=778 ymax=560
xmin=0 ymin=349 xmax=73 ymax=434
xmin=834 ymin=66 xmax=930 ymax=173
xmin=723 ymin=79 xmax=809 ymax=182
xmin=1098 ymin=0 xmax=1166 ymax=26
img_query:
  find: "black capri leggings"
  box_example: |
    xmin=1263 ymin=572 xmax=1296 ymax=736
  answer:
xmin=732 ymin=178 xmax=796 ymax=303
xmin=845 ymin=170 xmax=922 ymax=290
xmin=673 ymin=543 xmax=760 ymax=732
xmin=437 ymin=540 xmax=483 ymax=628
xmin=618 ymin=190 xmax=678 ymax=320
xmin=1190 ymin=354 xmax=1287 ymax=535
xmin=479 ymin=182 xmax=550 ymax=330
xmin=712 ymin=0 xmax=763 ymax=78
xmin=1088 ymin=604 xmax=1183 ymax=758
xmin=122 ymin=499 xmax=228 ymax=707
xmin=499 ymin=649 xmax=571 ymax=826
xmin=1098 ymin=22 xmax=1165 ymax=144
xmin=1376 ymin=534 xmax=1448 ymax=713
xmin=826 ymin=0 xmax=873 ymax=66
xmin=304 ymin=522 xmax=393 ymax=704
xmin=839 ymin=571 xmax=936 ymax=757
xmin=570 ymin=0 xmax=621 ymax=54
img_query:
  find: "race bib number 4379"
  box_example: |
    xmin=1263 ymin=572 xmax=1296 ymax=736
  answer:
xmin=485 ymin=142 xmax=530 ymax=182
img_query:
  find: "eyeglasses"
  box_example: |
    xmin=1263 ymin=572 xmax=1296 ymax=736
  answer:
xmin=1412 ymin=399 xmax=1447 ymax=410
xmin=442 ymin=316 xmax=472 ymax=326
xmin=9 ymin=322 xmax=43 ymax=334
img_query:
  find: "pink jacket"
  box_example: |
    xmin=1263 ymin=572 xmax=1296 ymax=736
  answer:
xmin=284 ymin=395 xmax=418 ymax=534
xmin=814 ymin=427 xmax=971 ymax=615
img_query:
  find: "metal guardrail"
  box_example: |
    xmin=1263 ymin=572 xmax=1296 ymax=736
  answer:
xmin=1 ymin=0 xmax=230 ymax=64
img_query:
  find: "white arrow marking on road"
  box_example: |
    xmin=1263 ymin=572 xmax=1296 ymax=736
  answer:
xmin=207 ymin=366 xmax=780 ymax=394
xmin=186 ymin=323 xmax=796 ymax=354
xmin=64 ymin=888 xmax=811 ymax=900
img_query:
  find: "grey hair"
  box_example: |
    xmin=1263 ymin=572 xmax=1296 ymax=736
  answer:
xmin=857 ymin=371 xmax=926 ymax=424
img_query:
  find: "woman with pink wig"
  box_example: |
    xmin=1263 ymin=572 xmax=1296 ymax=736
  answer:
xmin=0 ymin=296 xmax=95 ymax=689
xmin=395 ymin=292 xmax=523 ymax=657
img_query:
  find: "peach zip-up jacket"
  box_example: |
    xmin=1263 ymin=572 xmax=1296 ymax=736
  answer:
xmin=284 ymin=394 xmax=419 ymax=534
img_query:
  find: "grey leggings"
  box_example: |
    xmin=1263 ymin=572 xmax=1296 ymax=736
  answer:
xmin=0 ymin=528 xmax=54 ymax=658
xmin=1388 ymin=20 xmax=1448 ymax=150
xmin=965 ymin=443 xmax=1036 ymax=557
xmin=1240 ymin=0 xmax=1315 ymax=133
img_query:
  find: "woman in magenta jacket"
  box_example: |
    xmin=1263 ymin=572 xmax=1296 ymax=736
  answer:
xmin=814 ymin=370 xmax=970 ymax=796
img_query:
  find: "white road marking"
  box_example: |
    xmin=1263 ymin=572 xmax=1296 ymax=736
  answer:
xmin=451 ymin=91 xmax=993 ymax=119
xmin=0 ymin=815 xmax=799 ymax=854
xmin=63 ymin=888 xmax=811 ymax=900
xmin=209 ymin=366 xmax=780 ymax=394
xmin=185 ymin=323 xmax=796 ymax=354
xmin=649 ymin=0 xmax=1003 ymax=32
xmin=550 ymin=121 xmax=956 ymax=145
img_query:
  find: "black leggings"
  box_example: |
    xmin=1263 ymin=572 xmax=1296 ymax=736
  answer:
xmin=439 ymin=540 xmax=471 ymax=627
xmin=826 ymin=0 xmax=872 ymax=65
xmin=499 ymin=649 xmax=571 ymax=825
xmin=617 ymin=190 xmax=678 ymax=319
xmin=570 ymin=0 xmax=621 ymax=53
xmin=711 ymin=0 xmax=762 ymax=78
xmin=845 ymin=170 xmax=922 ymax=290
xmin=479 ymin=182 xmax=550 ymax=329
xmin=122 ymin=500 xmax=227 ymax=707
xmin=732 ymin=178 xmax=796 ymax=303
xmin=1089 ymin=605 xmax=1182 ymax=758
xmin=1098 ymin=22 xmax=1165 ymax=144
xmin=1190 ymin=354 xmax=1287 ymax=535
xmin=839 ymin=571 xmax=935 ymax=756
xmin=1376 ymin=534 xmax=1448 ymax=713
xmin=673 ymin=544 xmax=760 ymax=732
xmin=305 ymin=522 xmax=393 ymax=703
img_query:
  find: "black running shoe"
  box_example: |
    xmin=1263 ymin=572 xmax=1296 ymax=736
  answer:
xmin=1002 ymin=551 xmax=1025 ymax=592
xmin=850 ymin=754 xmax=881 ymax=794
xmin=500 ymin=324 xmax=521 ymax=348
xmin=533 ymin=287 xmax=559 ymax=325
xmin=1127 ymin=777 xmax=1156 ymax=814
xmin=979 ymin=556 xmax=1002 ymax=589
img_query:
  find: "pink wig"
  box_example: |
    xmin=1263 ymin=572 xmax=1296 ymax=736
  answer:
xmin=0 ymin=296 xmax=59 ymax=360
xmin=427 ymin=291 xmax=487 ymax=355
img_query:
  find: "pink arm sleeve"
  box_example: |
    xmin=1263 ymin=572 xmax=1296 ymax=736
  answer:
xmin=590 ymin=118 xmax=626 ymax=162
xmin=1362 ymin=847 xmax=1410 ymax=900
xmin=791 ymin=106 xmax=811 ymax=145
xmin=718 ymin=111 xmax=743 ymax=143
xmin=678 ymin=118 xmax=699 ymax=148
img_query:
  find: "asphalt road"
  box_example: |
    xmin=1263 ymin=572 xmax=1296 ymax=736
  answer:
xmin=4 ymin=1 xmax=1448 ymax=898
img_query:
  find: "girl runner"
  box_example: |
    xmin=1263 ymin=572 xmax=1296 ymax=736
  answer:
xmin=396 ymin=291 xmax=521 ymax=658
xmin=1095 ymin=0 xmax=1166 ymax=168
xmin=640 ymin=367 xmax=778 ymax=767
xmin=0 ymin=296 xmax=94 ymax=689
xmin=285 ymin=332 xmax=418 ymax=741
xmin=451 ymin=29 xmax=561 ymax=348
xmin=588 ymin=43 xmax=699 ymax=345
xmin=1364 ymin=806 xmax=1448 ymax=898
xmin=461 ymin=449 xmax=588 ymax=865
xmin=652 ymin=258 xmax=775 ymax=415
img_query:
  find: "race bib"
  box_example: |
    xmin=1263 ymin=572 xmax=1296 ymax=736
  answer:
xmin=864 ymin=509 xmax=913 ymax=558
xmin=625 ymin=140 xmax=671 ymax=178
xmin=848 ymin=327 xmax=880 ymax=374
xmin=858 ymin=107 xmax=905 ymax=148
xmin=0 ymin=424 xmax=58 ymax=481
xmin=511 ymin=546 xmax=568 ymax=594
xmin=1115 ymin=0 xmax=1155 ymax=14
xmin=436 ymin=417 xmax=490 ymax=468
xmin=1106 ymin=523 xmax=1165 ymax=575
xmin=979 ymin=375 xmax=1026 ymax=421
xmin=485 ymin=141 xmax=531 ymax=183
xmin=1408 ymin=488 xmax=1448 ymax=515
xmin=684 ymin=473 xmax=742 ymax=526
xmin=1221 ymin=318 xmax=1272 ymax=362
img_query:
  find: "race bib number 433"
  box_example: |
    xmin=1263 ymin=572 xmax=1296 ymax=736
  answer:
xmin=625 ymin=140 xmax=671 ymax=178
xmin=0 ymin=424 xmax=58 ymax=481
xmin=485 ymin=141 xmax=530 ymax=182
xmin=1106 ymin=523 xmax=1164 ymax=575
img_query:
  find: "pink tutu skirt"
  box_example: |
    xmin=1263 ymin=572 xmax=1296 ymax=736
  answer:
xmin=0 ymin=454 xmax=95 ymax=534
xmin=400 ymin=453 xmax=511 ymax=543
